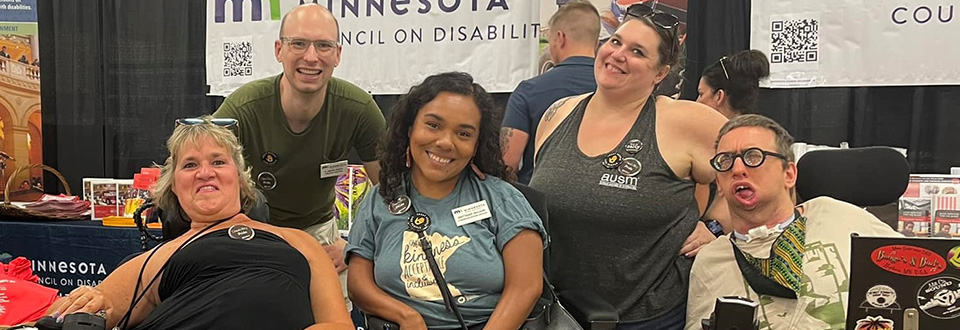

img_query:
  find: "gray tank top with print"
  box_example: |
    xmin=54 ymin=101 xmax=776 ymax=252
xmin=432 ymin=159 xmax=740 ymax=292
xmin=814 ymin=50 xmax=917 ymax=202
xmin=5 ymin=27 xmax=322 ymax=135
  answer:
xmin=529 ymin=94 xmax=698 ymax=322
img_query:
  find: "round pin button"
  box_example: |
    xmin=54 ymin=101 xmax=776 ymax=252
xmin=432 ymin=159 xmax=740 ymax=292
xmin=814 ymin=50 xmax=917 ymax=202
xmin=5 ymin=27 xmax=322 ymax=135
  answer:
xmin=262 ymin=152 xmax=278 ymax=165
xmin=389 ymin=195 xmax=412 ymax=215
xmin=602 ymin=152 xmax=623 ymax=169
xmin=228 ymin=224 xmax=256 ymax=241
xmin=407 ymin=212 xmax=431 ymax=233
xmin=257 ymin=172 xmax=277 ymax=190
xmin=618 ymin=157 xmax=642 ymax=177
xmin=624 ymin=139 xmax=643 ymax=154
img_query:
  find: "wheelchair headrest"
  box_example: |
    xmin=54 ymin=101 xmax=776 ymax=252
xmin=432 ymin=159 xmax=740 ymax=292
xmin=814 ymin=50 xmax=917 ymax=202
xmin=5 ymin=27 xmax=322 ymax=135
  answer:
xmin=796 ymin=147 xmax=909 ymax=207
xmin=510 ymin=182 xmax=548 ymax=231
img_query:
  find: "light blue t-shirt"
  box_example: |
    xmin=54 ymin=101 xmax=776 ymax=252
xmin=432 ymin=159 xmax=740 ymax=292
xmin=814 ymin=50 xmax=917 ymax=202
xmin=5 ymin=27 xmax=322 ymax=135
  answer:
xmin=346 ymin=172 xmax=546 ymax=329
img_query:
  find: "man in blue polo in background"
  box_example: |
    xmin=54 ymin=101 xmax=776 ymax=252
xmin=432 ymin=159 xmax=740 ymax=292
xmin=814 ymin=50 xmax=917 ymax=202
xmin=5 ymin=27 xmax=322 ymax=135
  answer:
xmin=501 ymin=0 xmax=600 ymax=184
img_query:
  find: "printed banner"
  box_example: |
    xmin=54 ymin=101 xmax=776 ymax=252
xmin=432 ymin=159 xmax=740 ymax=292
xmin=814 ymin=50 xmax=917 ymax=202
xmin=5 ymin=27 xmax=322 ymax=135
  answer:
xmin=0 ymin=0 xmax=44 ymax=199
xmin=206 ymin=0 xmax=541 ymax=95
xmin=752 ymin=1 xmax=960 ymax=88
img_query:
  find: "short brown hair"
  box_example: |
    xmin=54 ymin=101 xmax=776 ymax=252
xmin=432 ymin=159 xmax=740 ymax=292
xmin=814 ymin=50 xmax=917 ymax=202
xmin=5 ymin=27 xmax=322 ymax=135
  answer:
xmin=715 ymin=114 xmax=795 ymax=163
xmin=549 ymin=1 xmax=601 ymax=45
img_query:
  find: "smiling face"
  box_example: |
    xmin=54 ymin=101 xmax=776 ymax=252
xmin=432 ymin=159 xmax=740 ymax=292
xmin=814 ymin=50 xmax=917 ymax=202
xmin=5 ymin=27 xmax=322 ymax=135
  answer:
xmin=172 ymin=136 xmax=242 ymax=221
xmin=594 ymin=19 xmax=670 ymax=96
xmin=408 ymin=92 xmax=482 ymax=190
xmin=715 ymin=126 xmax=796 ymax=213
xmin=275 ymin=5 xmax=341 ymax=95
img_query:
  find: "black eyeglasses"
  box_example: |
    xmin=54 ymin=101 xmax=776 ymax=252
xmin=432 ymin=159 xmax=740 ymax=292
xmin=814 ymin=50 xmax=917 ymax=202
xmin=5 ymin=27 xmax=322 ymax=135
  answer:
xmin=625 ymin=3 xmax=680 ymax=30
xmin=176 ymin=117 xmax=238 ymax=128
xmin=717 ymin=56 xmax=730 ymax=80
xmin=711 ymin=147 xmax=788 ymax=172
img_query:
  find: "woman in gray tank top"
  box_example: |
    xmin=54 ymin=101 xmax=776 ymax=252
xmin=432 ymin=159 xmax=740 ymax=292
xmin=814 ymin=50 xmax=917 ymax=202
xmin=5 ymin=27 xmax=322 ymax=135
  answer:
xmin=529 ymin=4 xmax=728 ymax=330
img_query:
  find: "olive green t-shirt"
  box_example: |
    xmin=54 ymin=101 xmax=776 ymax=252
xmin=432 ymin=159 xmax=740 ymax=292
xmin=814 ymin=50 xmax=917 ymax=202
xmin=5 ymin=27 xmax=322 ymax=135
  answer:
xmin=213 ymin=74 xmax=385 ymax=229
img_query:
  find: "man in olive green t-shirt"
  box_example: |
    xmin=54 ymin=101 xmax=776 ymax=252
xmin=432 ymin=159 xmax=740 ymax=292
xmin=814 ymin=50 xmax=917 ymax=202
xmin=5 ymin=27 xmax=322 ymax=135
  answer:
xmin=213 ymin=3 xmax=385 ymax=298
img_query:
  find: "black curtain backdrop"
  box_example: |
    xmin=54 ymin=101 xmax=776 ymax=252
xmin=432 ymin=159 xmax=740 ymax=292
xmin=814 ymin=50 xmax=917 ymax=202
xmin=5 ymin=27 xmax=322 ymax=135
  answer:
xmin=38 ymin=0 xmax=957 ymax=193
xmin=37 ymin=0 xmax=506 ymax=192
xmin=39 ymin=0 xmax=212 ymax=192
xmin=682 ymin=0 xmax=960 ymax=174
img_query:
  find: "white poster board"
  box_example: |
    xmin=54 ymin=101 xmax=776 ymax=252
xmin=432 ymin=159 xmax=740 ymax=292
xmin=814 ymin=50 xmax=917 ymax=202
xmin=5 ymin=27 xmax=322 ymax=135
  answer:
xmin=206 ymin=0 xmax=541 ymax=95
xmin=752 ymin=1 xmax=960 ymax=88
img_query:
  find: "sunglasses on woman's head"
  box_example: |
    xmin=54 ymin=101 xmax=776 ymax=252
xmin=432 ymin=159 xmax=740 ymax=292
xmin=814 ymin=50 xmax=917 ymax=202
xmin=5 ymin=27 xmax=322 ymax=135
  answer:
xmin=175 ymin=117 xmax=238 ymax=128
xmin=717 ymin=56 xmax=730 ymax=80
xmin=625 ymin=3 xmax=680 ymax=30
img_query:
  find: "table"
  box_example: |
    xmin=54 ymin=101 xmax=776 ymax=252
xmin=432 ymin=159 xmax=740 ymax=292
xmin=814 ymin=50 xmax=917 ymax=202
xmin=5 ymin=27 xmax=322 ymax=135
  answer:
xmin=1 ymin=218 xmax=370 ymax=329
xmin=0 ymin=219 xmax=158 ymax=295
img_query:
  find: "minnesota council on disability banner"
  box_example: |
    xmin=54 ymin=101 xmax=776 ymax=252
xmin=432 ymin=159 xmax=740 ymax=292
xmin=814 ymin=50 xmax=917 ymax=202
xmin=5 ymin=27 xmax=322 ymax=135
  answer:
xmin=752 ymin=1 xmax=959 ymax=88
xmin=206 ymin=0 xmax=540 ymax=95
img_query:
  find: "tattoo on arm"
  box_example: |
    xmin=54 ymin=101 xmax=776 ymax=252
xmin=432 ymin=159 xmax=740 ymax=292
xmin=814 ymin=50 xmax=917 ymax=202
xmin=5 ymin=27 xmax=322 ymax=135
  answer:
xmin=543 ymin=97 xmax=570 ymax=122
xmin=500 ymin=127 xmax=514 ymax=153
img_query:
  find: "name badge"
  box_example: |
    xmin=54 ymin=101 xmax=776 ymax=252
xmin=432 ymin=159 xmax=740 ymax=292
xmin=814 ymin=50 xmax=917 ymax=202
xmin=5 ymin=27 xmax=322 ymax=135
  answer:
xmin=452 ymin=200 xmax=492 ymax=227
xmin=319 ymin=160 xmax=349 ymax=178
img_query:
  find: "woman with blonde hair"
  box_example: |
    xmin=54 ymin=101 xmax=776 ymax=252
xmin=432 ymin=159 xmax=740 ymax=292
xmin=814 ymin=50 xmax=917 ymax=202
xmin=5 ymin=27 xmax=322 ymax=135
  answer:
xmin=48 ymin=117 xmax=353 ymax=330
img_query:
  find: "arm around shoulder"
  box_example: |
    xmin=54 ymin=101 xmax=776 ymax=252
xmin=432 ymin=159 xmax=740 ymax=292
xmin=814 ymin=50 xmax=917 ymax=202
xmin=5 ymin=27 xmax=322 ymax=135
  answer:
xmin=668 ymin=99 xmax=728 ymax=185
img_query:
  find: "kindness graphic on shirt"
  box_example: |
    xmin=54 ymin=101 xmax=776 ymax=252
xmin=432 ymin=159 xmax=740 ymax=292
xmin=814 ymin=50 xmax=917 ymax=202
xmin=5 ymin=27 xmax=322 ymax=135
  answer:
xmin=401 ymin=231 xmax=471 ymax=300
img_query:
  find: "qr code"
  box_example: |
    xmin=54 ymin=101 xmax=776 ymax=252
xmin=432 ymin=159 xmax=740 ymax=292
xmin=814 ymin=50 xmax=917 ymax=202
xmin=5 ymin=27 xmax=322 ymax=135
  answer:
xmin=770 ymin=19 xmax=818 ymax=64
xmin=222 ymin=41 xmax=253 ymax=77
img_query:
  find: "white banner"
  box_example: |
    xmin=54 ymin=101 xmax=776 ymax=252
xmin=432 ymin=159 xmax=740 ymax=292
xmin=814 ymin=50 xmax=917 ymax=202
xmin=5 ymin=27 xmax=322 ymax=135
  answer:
xmin=751 ymin=1 xmax=960 ymax=88
xmin=206 ymin=0 xmax=540 ymax=95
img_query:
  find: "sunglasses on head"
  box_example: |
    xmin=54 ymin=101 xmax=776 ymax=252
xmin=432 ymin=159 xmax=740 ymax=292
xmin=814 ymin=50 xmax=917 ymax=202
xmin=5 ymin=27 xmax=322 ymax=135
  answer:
xmin=717 ymin=56 xmax=730 ymax=80
xmin=175 ymin=117 xmax=238 ymax=128
xmin=625 ymin=3 xmax=680 ymax=30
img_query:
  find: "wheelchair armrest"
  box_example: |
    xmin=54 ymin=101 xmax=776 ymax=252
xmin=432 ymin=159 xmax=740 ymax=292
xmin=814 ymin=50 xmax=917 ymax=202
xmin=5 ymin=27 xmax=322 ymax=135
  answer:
xmin=558 ymin=289 xmax=619 ymax=330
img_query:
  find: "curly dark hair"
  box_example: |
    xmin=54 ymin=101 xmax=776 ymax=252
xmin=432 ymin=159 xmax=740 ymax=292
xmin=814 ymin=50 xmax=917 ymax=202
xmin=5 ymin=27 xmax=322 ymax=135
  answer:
xmin=378 ymin=72 xmax=511 ymax=203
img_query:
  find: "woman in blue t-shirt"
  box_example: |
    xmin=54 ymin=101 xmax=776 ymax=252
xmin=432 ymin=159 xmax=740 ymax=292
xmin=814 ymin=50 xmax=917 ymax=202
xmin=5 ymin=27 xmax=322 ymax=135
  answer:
xmin=346 ymin=72 xmax=547 ymax=330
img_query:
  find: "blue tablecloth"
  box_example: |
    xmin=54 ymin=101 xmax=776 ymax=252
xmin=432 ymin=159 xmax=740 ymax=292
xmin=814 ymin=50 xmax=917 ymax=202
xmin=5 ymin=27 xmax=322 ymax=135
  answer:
xmin=0 ymin=219 xmax=159 ymax=295
xmin=0 ymin=218 xmax=369 ymax=328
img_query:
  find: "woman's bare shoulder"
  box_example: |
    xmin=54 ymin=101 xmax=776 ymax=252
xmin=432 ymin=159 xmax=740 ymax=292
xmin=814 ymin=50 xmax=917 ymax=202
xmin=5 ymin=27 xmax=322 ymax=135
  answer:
xmin=536 ymin=93 xmax=590 ymax=149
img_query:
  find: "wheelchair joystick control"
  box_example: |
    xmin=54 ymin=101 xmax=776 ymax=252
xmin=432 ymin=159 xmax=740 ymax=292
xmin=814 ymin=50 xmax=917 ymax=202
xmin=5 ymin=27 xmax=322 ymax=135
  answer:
xmin=34 ymin=313 xmax=106 ymax=330
xmin=701 ymin=296 xmax=759 ymax=330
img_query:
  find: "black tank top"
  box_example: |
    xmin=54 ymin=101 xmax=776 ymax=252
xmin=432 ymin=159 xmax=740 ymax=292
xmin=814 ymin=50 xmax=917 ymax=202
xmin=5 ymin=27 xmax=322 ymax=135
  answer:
xmin=530 ymin=95 xmax=698 ymax=322
xmin=130 ymin=228 xmax=315 ymax=330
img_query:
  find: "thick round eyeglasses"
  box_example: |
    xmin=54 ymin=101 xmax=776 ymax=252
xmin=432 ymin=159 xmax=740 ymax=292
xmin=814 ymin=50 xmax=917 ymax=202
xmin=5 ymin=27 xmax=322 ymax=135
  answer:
xmin=711 ymin=147 xmax=788 ymax=172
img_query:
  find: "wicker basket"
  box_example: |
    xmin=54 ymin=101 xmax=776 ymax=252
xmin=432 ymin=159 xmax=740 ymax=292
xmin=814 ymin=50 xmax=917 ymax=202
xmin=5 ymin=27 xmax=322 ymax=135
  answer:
xmin=0 ymin=164 xmax=81 ymax=220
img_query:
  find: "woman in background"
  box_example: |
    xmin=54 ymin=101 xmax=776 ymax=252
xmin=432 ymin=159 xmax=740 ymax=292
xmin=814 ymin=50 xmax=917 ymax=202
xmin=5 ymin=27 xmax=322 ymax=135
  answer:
xmin=696 ymin=49 xmax=770 ymax=118
xmin=695 ymin=49 xmax=771 ymax=230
